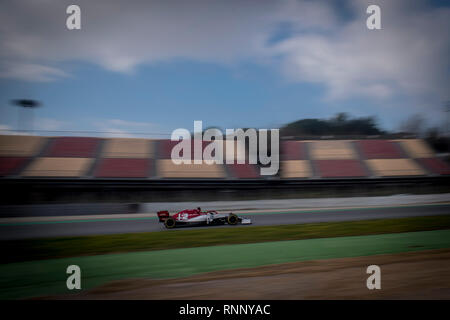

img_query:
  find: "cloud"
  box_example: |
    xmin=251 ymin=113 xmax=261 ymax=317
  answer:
xmin=35 ymin=118 xmax=70 ymax=131
xmin=0 ymin=62 xmax=68 ymax=82
xmin=0 ymin=0 xmax=344 ymax=73
xmin=272 ymin=0 xmax=450 ymax=101
xmin=0 ymin=0 xmax=278 ymax=73
xmin=0 ymin=0 xmax=448 ymax=105
xmin=0 ymin=124 xmax=12 ymax=132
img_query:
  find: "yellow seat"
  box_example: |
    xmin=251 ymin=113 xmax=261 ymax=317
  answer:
xmin=280 ymin=160 xmax=312 ymax=178
xmin=309 ymin=140 xmax=356 ymax=160
xmin=101 ymin=138 xmax=155 ymax=158
xmin=223 ymin=140 xmax=248 ymax=163
xmin=396 ymin=139 xmax=434 ymax=158
xmin=22 ymin=157 xmax=93 ymax=177
xmin=157 ymin=159 xmax=226 ymax=178
xmin=365 ymin=159 xmax=425 ymax=176
xmin=0 ymin=135 xmax=45 ymax=157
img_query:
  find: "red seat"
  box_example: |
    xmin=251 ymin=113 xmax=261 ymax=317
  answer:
xmin=0 ymin=157 xmax=28 ymax=176
xmin=159 ymin=140 xmax=212 ymax=160
xmin=46 ymin=137 xmax=100 ymax=157
xmin=281 ymin=141 xmax=307 ymax=160
xmin=417 ymin=158 xmax=450 ymax=175
xmin=315 ymin=159 xmax=367 ymax=178
xmin=95 ymin=158 xmax=151 ymax=178
xmin=227 ymin=163 xmax=260 ymax=179
xmin=357 ymin=140 xmax=402 ymax=159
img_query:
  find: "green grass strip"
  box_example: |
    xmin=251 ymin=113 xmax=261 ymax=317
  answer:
xmin=2 ymin=214 xmax=450 ymax=264
xmin=1 ymin=229 xmax=450 ymax=300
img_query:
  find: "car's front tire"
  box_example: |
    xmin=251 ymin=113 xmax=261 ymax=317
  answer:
xmin=164 ymin=217 xmax=176 ymax=229
xmin=227 ymin=214 xmax=239 ymax=225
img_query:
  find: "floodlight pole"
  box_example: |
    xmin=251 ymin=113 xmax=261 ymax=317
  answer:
xmin=11 ymin=99 xmax=40 ymax=133
xmin=446 ymin=101 xmax=450 ymax=137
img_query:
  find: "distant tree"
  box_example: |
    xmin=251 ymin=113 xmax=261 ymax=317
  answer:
xmin=425 ymin=127 xmax=450 ymax=153
xmin=334 ymin=112 xmax=349 ymax=123
xmin=280 ymin=113 xmax=384 ymax=136
xmin=400 ymin=114 xmax=426 ymax=136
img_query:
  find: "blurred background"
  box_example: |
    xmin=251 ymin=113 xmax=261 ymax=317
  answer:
xmin=0 ymin=0 xmax=449 ymax=300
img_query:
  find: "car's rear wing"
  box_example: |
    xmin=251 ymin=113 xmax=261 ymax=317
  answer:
xmin=157 ymin=210 xmax=170 ymax=222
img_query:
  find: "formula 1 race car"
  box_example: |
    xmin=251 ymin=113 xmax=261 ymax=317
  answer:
xmin=157 ymin=207 xmax=252 ymax=229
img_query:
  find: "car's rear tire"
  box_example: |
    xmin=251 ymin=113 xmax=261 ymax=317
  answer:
xmin=164 ymin=217 xmax=176 ymax=229
xmin=227 ymin=214 xmax=238 ymax=225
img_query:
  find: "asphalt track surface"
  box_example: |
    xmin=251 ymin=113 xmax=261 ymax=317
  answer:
xmin=1 ymin=203 xmax=450 ymax=240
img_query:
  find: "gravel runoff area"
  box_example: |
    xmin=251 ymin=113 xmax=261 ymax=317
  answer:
xmin=50 ymin=249 xmax=450 ymax=300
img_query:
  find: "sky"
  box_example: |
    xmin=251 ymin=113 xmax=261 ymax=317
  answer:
xmin=0 ymin=0 xmax=449 ymax=137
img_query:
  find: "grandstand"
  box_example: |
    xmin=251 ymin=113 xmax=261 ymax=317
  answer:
xmin=0 ymin=135 xmax=44 ymax=157
xmin=396 ymin=139 xmax=434 ymax=158
xmin=101 ymin=138 xmax=155 ymax=158
xmin=44 ymin=137 xmax=100 ymax=158
xmin=0 ymin=157 xmax=28 ymax=176
xmin=357 ymin=139 xmax=403 ymax=159
xmin=280 ymin=141 xmax=307 ymax=160
xmin=94 ymin=158 xmax=152 ymax=178
xmin=314 ymin=159 xmax=367 ymax=178
xmin=417 ymin=158 xmax=450 ymax=175
xmin=309 ymin=140 xmax=357 ymax=160
xmin=0 ymin=135 xmax=45 ymax=176
xmin=365 ymin=159 xmax=424 ymax=177
xmin=0 ymin=135 xmax=449 ymax=180
xmin=157 ymin=160 xmax=226 ymax=179
xmin=22 ymin=157 xmax=93 ymax=177
xmin=227 ymin=164 xmax=261 ymax=179
xmin=280 ymin=160 xmax=311 ymax=178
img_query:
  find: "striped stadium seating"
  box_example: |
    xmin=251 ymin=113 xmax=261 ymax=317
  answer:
xmin=223 ymin=140 xmax=248 ymax=163
xmin=417 ymin=158 xmax=450 ymax=175
xmin=281 ymin=141 xmax=307 ymax=160
xmin=309 ymin=140 xmax=357 ymax=160
xmin=315 ymin=159 xmax=367 ymax=178
xmin=22 ymin=157 xmax=93 ymax=177
xmin=357 ymin=140 xmax=403 ymax=159
xmin=0 ymin=135 xmax=45 ymax=157
xmin=0 ymin=157 xmax=28 ymax=176
xmin=95 ymin=158 xmax=152 ymax=178
xmin=396 ymin=139 xmax=434 ymax=158
xmin=227 ymin=163 xmax=260 ymax=179
xmin=365 ymin=159 xmax=425 ymax=176
xmin=101 ymin=138 xmax=155 ymax=158
xmin=280 ymin=160 xmax=311 ymax=178
xmin=1 ymin=135 xmax=448 ymax=180
xmin=157 ymin=159 xmax=226 ymax=178
xmin=45 ymin=137 xmax=100 ymax=157
xmin=159 ymin=139 xmax=213 ymax=160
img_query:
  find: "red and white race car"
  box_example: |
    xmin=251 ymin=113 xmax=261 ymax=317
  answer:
xmin=157 ymin=207 xmax=252 ymax=229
